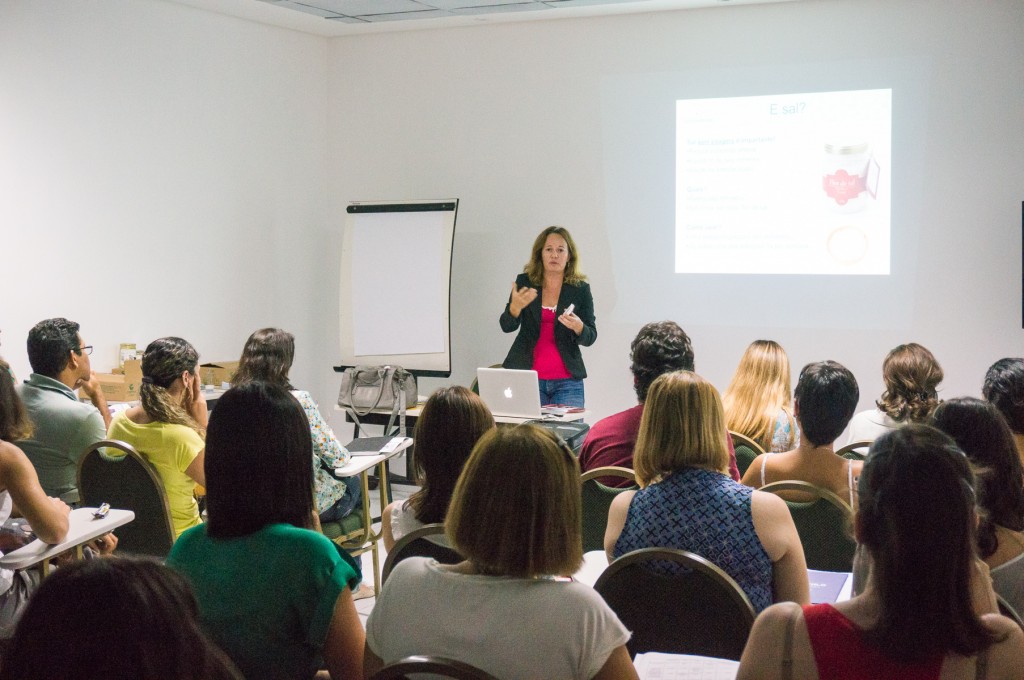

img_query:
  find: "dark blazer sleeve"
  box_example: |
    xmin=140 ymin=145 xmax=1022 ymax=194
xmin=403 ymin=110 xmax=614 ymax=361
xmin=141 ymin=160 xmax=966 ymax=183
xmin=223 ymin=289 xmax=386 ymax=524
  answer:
xmin=499 ymin=273 xmax=535 ymax=333
xmin=571 ymin=281 xmax=597 ymax=347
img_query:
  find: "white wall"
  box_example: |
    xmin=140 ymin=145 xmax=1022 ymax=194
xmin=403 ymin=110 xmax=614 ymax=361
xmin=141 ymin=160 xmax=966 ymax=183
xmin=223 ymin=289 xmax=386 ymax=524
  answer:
xmin=0 ymin=0 xmax=333 ymax=405
xmin=327 ymin=0 xmax=1024 ymax=425
xmin=3 ymin=0 xmax=1023 ymax=435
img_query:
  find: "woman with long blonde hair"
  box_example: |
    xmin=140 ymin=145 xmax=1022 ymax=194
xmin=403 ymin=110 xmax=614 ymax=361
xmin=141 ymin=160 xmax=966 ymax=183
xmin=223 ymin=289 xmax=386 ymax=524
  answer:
xmin=723 ymin=340 xmax=798 ymax=452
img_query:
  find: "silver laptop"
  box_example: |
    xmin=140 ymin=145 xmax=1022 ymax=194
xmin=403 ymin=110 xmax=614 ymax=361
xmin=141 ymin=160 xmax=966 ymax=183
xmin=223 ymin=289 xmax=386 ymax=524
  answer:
xmin=476 ymin=368 xmax=542 ymax=419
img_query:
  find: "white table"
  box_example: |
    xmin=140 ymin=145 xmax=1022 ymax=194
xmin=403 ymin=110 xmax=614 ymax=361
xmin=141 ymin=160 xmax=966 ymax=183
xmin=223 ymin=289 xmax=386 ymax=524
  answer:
xmin=0 ymin=507 xmax=135 ymax=576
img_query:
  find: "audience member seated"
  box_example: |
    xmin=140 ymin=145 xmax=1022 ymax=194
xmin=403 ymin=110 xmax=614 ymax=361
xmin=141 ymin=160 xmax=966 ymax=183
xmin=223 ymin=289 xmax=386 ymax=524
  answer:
xmin=233 ymin=328 xmax=360 ymax=523
xmin=579 ymin=321 xmax=739 ymax=485
xmin=741 ymin=361 xmax=862 ymax=508
xmin=0 ymin=556 xmax=241 ymax=680
xmin=931 ymin=397 xmax=1024 ymax=617
xmin=983 ymin=357 xmax=1024 ymax=468
xmin=381 ymin=385 xmax=493 ymax=551
xmin=0 ymin=358 xmax=70 ymax=635
xmin=365 ymin=425 xmax=638 ymax=680
xmin=605 ymin=371 xmax=809 ymax=613
xmin=846 ymin=342 xmax=943 ymax=444
xmin=168 ymin=381 xmax=364 ymax=680
xmin=723 ymin=339 xmax=799 ymax=453
xmin=106 ymin=337 xmax=207 ymax=538
xmin=737 ymin=425 xmax=1024 ymax=680
xmin=15 ymin=318 xmax=110 ymax=503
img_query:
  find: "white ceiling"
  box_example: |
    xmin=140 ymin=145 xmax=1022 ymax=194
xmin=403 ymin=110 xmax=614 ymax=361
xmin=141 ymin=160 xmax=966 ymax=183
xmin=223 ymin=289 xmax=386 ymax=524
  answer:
xmin=164 ymin=0 xmax=799 ymax=36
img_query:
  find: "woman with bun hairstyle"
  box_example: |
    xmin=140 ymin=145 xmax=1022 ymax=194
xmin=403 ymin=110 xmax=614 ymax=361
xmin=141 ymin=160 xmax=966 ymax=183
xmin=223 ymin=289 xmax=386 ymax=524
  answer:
xmin=500 ymin=226 xmax=596 ymax=408
xmin=738 ymin=425 xmax=1024 ymax=680
xmin=107 ymin=337 xmax=207 ymax=538
xmin=847 ymin=342 xmax=943 ymax=443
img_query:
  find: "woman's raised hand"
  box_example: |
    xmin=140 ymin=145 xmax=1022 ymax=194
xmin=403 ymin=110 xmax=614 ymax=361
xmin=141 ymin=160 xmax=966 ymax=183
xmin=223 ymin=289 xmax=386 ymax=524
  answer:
xmin=509 ymin=283 xmax=538 ymax=318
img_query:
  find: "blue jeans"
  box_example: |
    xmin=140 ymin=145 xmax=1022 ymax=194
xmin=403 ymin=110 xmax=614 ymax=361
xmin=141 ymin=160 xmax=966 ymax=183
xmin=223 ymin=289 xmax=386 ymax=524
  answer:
xmin=319 ymin=475 xmax=363 ymax=522
xmin=538 ymin=378 xmax=585 ymax=408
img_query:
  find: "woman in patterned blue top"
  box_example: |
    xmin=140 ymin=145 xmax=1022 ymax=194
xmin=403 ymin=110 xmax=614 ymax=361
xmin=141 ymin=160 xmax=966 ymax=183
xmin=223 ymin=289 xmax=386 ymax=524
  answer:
xmin=604 ymin=370 xmax=809 ymax=612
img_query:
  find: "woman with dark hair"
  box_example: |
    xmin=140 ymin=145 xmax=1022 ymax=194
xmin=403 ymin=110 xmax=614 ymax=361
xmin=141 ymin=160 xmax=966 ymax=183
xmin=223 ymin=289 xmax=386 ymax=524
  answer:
xmin=0 ymin=556 xmax=241 ymax=680
xmin=983 ymin=357 xmax=1024 ymax=466
xmin=0 ymin=357 xmax=69 ymax=634
xmin=737 ymin=425 xmax=1024 ymax=679
xmin=365 ymin=425 xmax=637 ymax=679
xmin=167 ymin=381 xmax=364 ymax=680
xmin=847 ymin=342 xmax=943 ymax=443
xmin=500 ymin=225 xmax=597 ymax=408
xmin=234 ymin=328 xmax=358 ymax=522
xmin=106 ymin=336 xmax=207 ymax=537
xmin=381 ymin=385 xmax=494 ymax=551
xmin=931 ymin=397 xmax=1024 ymax=617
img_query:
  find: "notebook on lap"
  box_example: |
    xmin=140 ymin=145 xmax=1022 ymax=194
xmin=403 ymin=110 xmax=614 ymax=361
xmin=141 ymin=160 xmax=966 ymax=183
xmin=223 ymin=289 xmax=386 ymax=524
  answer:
xmin=476 ymin=368 xmax=543 ymax=419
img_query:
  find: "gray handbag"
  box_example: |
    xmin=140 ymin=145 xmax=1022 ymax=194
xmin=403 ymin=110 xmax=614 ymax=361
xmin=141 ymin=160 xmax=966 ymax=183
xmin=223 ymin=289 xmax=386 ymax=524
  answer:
xmin=337 ymin=365 xmax=417 ymax=435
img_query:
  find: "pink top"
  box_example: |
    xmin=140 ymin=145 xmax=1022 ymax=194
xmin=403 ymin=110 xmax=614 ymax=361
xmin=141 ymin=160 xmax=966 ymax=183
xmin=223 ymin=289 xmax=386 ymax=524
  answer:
xmin=532 ymin=307 xmax=572 ymax=380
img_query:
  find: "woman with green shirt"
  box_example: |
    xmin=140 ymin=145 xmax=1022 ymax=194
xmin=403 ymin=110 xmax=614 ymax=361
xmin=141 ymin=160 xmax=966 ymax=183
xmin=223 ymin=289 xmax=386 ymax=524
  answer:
xmin=106 ymin=337 xmax=207 ymax=538
xmin=168 ymin=381 xmax=364 ymax=680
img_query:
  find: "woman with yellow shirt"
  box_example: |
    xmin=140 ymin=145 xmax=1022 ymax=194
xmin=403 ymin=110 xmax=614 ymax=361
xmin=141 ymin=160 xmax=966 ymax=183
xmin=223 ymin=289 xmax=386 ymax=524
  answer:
xmin=107 ymin=337 xmax=207 ymax=538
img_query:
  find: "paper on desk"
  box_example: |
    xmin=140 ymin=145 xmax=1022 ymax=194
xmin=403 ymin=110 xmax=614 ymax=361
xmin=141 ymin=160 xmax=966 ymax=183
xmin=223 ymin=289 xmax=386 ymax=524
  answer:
xmin=634 ymin=652 xmax=739 ymax=680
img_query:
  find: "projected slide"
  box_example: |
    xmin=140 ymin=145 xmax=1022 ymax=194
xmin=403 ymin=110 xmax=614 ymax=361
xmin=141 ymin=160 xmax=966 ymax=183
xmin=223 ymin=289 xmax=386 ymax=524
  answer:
xmin=676 ymin=89 xmax=891 ymax=275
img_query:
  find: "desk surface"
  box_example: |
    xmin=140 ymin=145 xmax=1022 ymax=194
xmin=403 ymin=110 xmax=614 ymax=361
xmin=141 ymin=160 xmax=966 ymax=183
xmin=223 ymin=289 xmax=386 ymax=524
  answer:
xmin=336 ymin=402 xmax=588 ymax=425
xmin=0 ymin=507 xmax=135 ymax=570
xmin=332 ymin=438 xmax=413 ymax=477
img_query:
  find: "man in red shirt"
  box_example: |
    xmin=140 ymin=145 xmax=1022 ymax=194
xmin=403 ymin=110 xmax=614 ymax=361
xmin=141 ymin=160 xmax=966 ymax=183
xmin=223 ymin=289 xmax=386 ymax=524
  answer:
xmin=578 ymin=321 xmax=739 ymax=486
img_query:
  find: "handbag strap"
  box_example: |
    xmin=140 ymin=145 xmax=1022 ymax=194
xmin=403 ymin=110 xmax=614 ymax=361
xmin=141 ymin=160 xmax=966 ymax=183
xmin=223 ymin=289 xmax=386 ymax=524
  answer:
xmin=781 ymin=604 xmax=799 ymax=680
xmin=347 ymin=366 xmax=389 ymax=418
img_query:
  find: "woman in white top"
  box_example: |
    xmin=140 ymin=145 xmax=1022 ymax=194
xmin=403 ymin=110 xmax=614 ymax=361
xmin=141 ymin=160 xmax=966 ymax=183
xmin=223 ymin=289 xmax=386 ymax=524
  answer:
xmin=931 ymin=397 xmax=1024 ymax=617
xmin=365 ymin=425 xmax=638 ymax=680
xmin=742 ymin=361 xmax=862 ymax=509
xmin=0 ymin=357 xmax=70 ymax=633
xmin=381 ymin=386 xmax=494 ymax=551
xmin=846 ymin=342 xmax=943 ymax=444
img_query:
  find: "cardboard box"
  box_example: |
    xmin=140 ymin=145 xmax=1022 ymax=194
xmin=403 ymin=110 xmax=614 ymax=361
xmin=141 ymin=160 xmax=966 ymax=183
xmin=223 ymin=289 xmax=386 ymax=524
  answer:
xmin=200 ymin=361 xmax=239 ymax=387
xmin=82 ymin=360 xmax=143 ymax=403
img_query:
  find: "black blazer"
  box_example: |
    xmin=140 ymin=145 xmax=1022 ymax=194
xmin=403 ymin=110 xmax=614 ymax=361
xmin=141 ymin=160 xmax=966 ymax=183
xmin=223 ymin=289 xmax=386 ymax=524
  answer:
xmin=499 ymin=273 xmax=597 ymax=380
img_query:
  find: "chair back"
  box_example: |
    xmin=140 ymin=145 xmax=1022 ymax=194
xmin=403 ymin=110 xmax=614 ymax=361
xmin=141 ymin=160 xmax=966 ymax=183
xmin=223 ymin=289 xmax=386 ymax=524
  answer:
xmin=760 ymin=480 xmax=856 ymax=572
xmin=594 ymin=547 xmax=756 ymax=660
xmin=835 ymin=440 xmax=871 ymax=460
xmin=381 ymin=523 xmax=462 ymax=586
xmin=729 ymin=431 xmax=765 ymax=478
xmin=77 ymin=440 xmax=175 ymax=557
xmin=370 ymin=655 xmax=498 ymax=680
xmin=997 ymin=594 xmax=1024 ymax=631
xmin=580 ymin=467 xmax=637 ymax=553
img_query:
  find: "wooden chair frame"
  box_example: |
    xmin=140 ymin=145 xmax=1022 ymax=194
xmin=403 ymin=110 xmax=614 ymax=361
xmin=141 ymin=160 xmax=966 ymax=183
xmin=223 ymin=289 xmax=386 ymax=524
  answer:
xmin=835 ymin=440 xmax=872 ymax=460
xmin=370 ymin=655 xmax=499 ymax=680
xmin=580 ymin=466 xmax=637 ymax=552
xmin=380 ymin=523 xmax=461 ymax=586
xmin=729 ymin=431 xmax=766 ymax=456
xmin=594 ymin=547 xmax=756 ymax=660
xmin=760 ymin=480 xmax=856 ymax=571
xmin=76 ymin=439 xmax=175 ymax=558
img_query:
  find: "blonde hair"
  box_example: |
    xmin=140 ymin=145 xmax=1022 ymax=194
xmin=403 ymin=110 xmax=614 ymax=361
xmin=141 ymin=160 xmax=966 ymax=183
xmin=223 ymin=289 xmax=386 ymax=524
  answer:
xmin=523 ymin=226 xmax=586 ymax=287
xmin=446 ymin=425 xmax=582 ymax=577
xmin=633 ymin=371 xmax=730 ymax=486
xmin=722 ymin=340 xmax=795 ymax=451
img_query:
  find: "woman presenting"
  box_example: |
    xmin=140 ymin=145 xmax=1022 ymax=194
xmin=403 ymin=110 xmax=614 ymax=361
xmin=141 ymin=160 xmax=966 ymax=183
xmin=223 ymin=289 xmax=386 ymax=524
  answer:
xmin=500 ymin=226 xmax=596 ymax=408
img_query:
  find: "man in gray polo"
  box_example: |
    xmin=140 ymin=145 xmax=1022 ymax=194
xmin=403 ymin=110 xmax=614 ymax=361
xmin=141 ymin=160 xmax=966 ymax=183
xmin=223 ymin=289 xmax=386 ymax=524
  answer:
xmin=16 ymin=318 xmax=110 ymax=503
